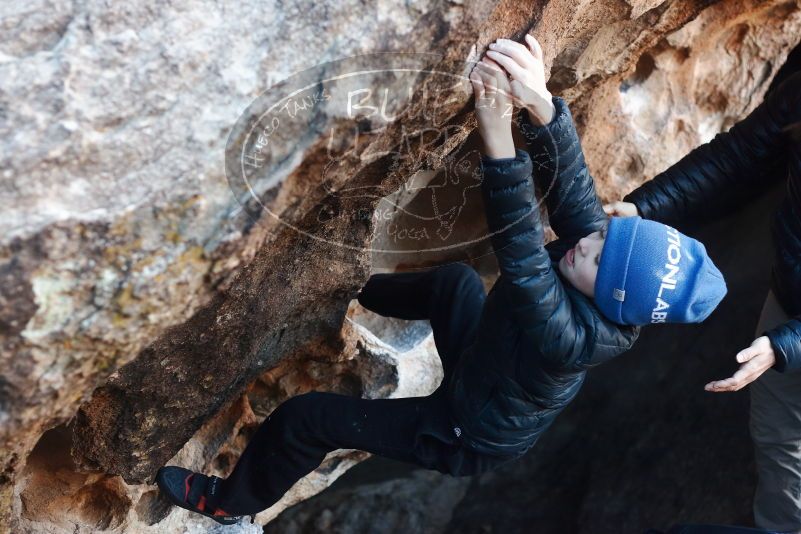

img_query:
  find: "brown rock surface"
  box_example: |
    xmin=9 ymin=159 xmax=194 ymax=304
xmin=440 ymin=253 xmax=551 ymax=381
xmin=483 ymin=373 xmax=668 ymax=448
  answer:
xmin=2 ymin=0 xmax=800 ymax=531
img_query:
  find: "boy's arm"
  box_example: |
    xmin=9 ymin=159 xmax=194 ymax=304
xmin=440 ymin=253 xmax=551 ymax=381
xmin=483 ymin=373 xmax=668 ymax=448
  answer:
xmin=516 ymin=97 xmax=608 ymax=242
xmin=623 ymin=71 xmax=801 ymax=226
xmin=472 ymin=44 xmax=637 ymax=369
xmin=481 ymin=149 xmax=628 ymax=368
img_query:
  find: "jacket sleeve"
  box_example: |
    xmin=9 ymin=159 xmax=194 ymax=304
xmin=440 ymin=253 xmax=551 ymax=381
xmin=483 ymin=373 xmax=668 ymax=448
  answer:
xmin=765 ymin=317 xmax=801 ymax=373
xmin=481 ymin=149 xmax=639 ymax=369
xmin=480 ymin=149 xmax=615 ymax=369
xmin=623 ymin=71 xmax=801 ymax=225
xmin=516 ymin=97 xmax=608 ymax=244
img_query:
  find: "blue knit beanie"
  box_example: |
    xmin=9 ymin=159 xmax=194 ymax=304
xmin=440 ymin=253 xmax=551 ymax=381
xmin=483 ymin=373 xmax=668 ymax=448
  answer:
xmin=594 ymin=216 xmax=727 ymax=326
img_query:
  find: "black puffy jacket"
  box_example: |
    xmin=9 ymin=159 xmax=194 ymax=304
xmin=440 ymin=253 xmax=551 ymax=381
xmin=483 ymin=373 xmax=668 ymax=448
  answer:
xmin=624 ymin=71 xmax=801 ymax=373
xmin=446 ymin=98 xmax=640 ymax=457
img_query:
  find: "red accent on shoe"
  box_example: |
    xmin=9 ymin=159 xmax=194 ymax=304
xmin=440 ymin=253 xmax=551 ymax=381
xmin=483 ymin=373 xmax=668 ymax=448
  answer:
xmin=213 ymin=508 xmax=232 ymax=517
xmin=197 ymin=495 xmax=206 ymax=512
xmin=184 ymin=474 xmax=192 ymax=501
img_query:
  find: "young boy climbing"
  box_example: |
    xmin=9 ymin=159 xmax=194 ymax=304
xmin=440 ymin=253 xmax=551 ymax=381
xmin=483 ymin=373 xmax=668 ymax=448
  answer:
xmin=155 ymin=34 xmax=728 ymax=525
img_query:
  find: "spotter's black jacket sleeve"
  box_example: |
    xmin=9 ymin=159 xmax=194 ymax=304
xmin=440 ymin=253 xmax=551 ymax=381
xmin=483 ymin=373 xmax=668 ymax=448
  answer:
xmin=622 ymin=72 xmax=801 ymax=226
xmin=765 ymin=317 xmax=801 ymax=373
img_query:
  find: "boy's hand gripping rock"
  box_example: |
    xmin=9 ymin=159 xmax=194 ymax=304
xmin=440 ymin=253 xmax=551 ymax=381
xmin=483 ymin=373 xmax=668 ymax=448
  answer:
xmin=485 ymin=34 xmax=555 ymax=126
xmin=470 ymin=56 xmax=516 ymax=159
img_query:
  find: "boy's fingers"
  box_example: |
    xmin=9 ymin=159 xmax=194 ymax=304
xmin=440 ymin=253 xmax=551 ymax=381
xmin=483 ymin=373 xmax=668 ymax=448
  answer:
xmin=486 ymin=49 xmax=528 ymax=81
xmin=474 ymin=60 xmax=498 ymax=76
xmin=478 ymin=57 xmax=505 ymax=75
xmin=493 ymin=66 xmax=513 ymax=93
xmin=469 ymin=71 xmax=485 ymax=100
xmin=480 ymin=58 xmax=512 ymax=95
xmin=525 ymin=33 xmax=544 ymax=60
xmin=475 ymin=62 xmax=497 ymax=93
xmin=489 ymin=39 xmax=535 ymax=70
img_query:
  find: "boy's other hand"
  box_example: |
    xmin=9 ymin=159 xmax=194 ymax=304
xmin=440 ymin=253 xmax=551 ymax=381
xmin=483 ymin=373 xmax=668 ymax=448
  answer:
xmin=603 ymin=201 xmax=638 ymax=217
xmin=470 ymin=57 xmax=515 ymax=159
xmin=704 ymin=336 xmax=777 ymax=392
xmin=485 ymin=34 xmax=555 ymax=126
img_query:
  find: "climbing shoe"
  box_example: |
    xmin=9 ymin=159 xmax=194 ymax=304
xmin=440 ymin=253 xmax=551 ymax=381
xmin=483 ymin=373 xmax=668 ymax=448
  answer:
xmin=155 ymin=466 xmax=241 ymax=525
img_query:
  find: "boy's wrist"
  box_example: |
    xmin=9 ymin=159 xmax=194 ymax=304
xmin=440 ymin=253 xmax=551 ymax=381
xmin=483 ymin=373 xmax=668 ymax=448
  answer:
xmin=526 ymin=96 xmax=556 ymax=127
xmin=481 ymin=132 xmax=516 ymax=159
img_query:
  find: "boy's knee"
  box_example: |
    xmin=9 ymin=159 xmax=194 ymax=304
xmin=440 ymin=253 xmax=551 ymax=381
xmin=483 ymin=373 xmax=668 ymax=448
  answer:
xmin=267 ymin=392 xmax=325 ymax=431
xmin=439 ymin=263 xmax=482 ymax=291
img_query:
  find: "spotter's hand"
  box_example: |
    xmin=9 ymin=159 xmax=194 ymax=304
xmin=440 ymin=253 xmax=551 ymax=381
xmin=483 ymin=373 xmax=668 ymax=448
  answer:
xmin=704 ymin=336 xmax=776 ymax=393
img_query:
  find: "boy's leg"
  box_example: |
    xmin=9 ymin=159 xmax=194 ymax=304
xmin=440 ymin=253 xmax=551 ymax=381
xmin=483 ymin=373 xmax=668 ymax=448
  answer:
xmin=210 ymin=390 xmax=481 ymax=516
xmin=357 ymin=263 xmax=486 ymax=374
xmin=750 ymin=290 xmax=801 ymax=531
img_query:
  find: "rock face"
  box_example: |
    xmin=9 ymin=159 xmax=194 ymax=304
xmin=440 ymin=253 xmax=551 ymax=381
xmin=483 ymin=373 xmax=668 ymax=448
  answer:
xmin=1 ymin=0 xmax=800 ymax=532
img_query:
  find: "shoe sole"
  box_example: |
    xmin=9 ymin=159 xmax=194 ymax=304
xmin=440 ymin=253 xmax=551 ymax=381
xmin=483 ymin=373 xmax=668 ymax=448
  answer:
xmin=155 ymin=467 xmax=241 ymax=526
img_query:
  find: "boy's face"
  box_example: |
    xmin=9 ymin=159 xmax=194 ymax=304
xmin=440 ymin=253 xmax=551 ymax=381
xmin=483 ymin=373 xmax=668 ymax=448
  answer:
xmin=557 ymin=228 xmax=606 ymax=298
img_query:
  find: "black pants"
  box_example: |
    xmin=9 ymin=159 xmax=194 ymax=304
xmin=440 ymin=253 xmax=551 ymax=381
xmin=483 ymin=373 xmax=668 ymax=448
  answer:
xmin=214 ymin=263 xmax=515 ymax=515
